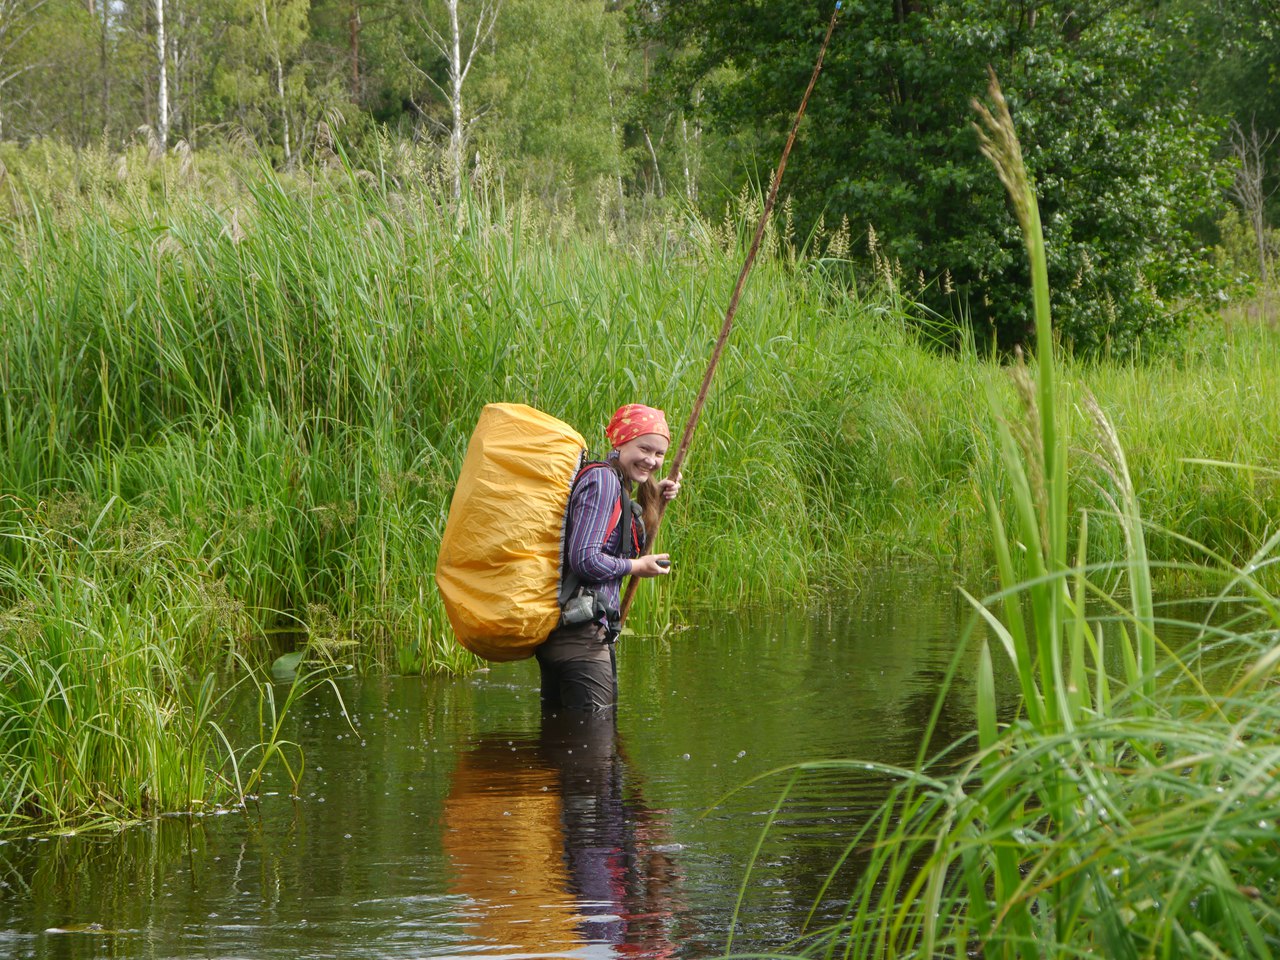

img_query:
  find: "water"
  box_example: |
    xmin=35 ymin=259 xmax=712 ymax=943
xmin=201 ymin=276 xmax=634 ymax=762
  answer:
xmin=0 ymin=569 xmax=993 ymax=959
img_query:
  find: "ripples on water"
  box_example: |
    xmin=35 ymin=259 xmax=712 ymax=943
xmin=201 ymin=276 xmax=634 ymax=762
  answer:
xmin=0 ymin=570 xmax=993 ymax=959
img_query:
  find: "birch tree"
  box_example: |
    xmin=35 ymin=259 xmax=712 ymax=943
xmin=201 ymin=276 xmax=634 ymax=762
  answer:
xmin=154 ymin=0 xmax=168 ymax=147
xmin=681 ymin=89 xmax=702 ymax=204
xmin=410 ymin=0 xmax=502 ymax=200
xmin=259 ymin=0 xmax=292 ymax=163
xmin=1228 ymin=118 xmax=1279 ymax=284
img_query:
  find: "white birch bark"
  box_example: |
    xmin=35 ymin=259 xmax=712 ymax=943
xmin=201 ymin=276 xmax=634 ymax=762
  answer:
xmin=681 ymin=88 xmax=702 ymax=205
xmin=155 ymin=0 xmax=168 ymax=148
xmin=642 ymin=127 xmax=663 ymax=199
xmin=411 ymin=0 xmax=502 ymax=201
xmin=447 ymin=0 xmax=463 ymax=198
xmin=259 ymin=0 xmax=292 ymax=164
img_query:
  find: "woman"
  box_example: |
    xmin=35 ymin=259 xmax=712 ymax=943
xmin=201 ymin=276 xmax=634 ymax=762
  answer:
xmin=537 ymin=403 xmax=681 ymax=713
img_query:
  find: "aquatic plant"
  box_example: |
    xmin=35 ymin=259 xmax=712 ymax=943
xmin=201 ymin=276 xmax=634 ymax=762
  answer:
xmin=1 ymin=135 xmax=1278 ymax=683
xmin=0 ymin=498 xmax=331 ymax=834
xmin=732 ymin=73 xmax=1280 ymax=959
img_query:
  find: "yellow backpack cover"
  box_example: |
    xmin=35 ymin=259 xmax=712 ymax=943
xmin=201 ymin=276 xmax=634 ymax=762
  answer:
xmin=435 ymin=403 xmax=587 ymax=661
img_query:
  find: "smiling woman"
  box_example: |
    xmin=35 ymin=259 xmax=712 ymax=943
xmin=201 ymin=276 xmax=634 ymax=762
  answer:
xmin=536 ymin=404 xmax=682 ymax=714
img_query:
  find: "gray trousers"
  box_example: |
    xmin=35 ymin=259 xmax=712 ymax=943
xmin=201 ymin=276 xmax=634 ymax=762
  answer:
xmin=535 ymin=621 xmax=617 ymax=712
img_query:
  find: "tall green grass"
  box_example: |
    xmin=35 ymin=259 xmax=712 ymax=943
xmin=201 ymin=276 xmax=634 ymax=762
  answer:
xmin=3 ymin=135 xmax=1280 ymax=837
xmin=738 ymin=74 xmax=1280 ymax=959
xmin=0 ymin=494 xmax=326 ymax=834
xmin=0 ymin=145 xmax=973 ymax=661
xmin=5 ymin=143 xmax=1277 ymax=671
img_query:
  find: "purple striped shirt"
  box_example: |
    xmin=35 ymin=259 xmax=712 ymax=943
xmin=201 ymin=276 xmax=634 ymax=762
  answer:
xmin=564 ymin=454 xmax=640 ymax=618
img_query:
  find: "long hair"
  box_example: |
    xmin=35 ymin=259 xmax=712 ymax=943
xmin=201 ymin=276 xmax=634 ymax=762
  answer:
xmin=609 ymin=462 xmax=663 ymax=552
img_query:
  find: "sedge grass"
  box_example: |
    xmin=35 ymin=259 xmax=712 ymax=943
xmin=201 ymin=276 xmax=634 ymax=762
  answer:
xmin=725 ymin=73 xmax=1280 ymax=959
xmin=2 ymin=136 xmax=1280 ymax=837
xmin=2 ymin=147 xmax=1278 ymax=660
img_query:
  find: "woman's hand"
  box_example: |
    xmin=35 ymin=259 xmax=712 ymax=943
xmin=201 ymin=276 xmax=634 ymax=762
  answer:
xmin=658 ymin=471 xmax=682 ymax=500
xmin=631 ymin=554 xmax=672 ymax=578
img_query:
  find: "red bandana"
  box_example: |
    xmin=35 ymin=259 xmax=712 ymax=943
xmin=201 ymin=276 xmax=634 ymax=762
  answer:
xmin=605 ymin=404 xmax=671 ymax=448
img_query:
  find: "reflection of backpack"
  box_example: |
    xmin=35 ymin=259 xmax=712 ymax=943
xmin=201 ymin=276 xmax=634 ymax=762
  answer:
xmin=435 ymin=403 xmax=586 ymax=662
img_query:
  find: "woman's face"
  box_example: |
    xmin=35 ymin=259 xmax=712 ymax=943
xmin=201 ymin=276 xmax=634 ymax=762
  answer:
xmin=616 ymin=433 xmax=669 ymax=486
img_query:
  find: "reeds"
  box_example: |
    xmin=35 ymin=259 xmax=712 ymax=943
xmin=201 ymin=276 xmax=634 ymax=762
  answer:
xmin=0 ymin=497 xmax=318 ymax=833
xmin=743 ymin=73 xmax=1280 ymax=959
xmin=2 ymin=132 xmax=1280 ymax=836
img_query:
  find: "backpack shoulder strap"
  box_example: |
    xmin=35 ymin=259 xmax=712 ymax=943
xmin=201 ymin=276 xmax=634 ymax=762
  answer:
xmin=558 ymin=460 xmax=636 ymax=607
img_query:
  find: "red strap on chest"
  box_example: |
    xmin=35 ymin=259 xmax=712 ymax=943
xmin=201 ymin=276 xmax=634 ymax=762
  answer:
xmin=578 ymin=462 xmax=641 ymax=555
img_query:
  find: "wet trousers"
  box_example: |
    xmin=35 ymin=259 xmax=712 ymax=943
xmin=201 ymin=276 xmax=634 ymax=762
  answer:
xmin=535 ymin=621 xmax=617 ymax=712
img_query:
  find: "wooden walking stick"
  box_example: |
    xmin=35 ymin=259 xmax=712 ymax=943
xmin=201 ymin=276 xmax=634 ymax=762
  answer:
xmin=617 ymin=2 xmax=841 ymax=629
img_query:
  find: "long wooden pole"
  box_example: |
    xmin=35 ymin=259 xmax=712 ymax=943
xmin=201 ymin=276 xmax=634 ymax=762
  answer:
xmin=618 ymin=3 xmax=841 ymax=628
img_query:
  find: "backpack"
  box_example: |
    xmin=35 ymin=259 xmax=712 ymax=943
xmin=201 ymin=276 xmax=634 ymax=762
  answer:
xmin=435 ymin=403 xmax=585 ymax=662
xmin=435 ymin=403 xmax=639 ymax=662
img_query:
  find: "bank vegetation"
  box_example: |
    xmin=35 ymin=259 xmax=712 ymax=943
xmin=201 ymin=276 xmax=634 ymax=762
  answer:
xmin=1 ymin=144 xmax=1278 ymax=840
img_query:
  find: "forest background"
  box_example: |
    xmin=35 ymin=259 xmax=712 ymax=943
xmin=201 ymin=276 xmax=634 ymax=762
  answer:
xmin=3 ymin=0 xmax=1280 ymax=351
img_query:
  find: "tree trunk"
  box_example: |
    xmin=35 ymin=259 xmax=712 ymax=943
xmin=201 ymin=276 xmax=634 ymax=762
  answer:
xmin=259 ymin=0 xmax=292 ymax=164
xmin=349 ymin=1 xmax=360 ymax=99
xmin=448 ymin=0 xmax=463 ymax=201
xmin=409 ymin=0 xmax=501 ymax=204
xmin=98 ymin=1 xmax=109 ymax=135
xmin=643 ymin=127 xmax=663 ymax=199
xmin=1253 ymin=210 xmax=1269 ymax=285
xmin=1228 ymin=119 xmax=1278 ymax=286
xmin=681 ymin=115 xmax=693 ymax=203
xmin=682 ymin=88 xmax=702 ymax=204
xmin=155 ymin=0 xmax=168 ymax=148
xmin=277 ymin=58 xmax=291 ymax=164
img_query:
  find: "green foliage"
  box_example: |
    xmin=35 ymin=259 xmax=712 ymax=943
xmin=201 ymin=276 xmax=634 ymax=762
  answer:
xmin=644 ymin=0 xmax=1231 ymax=354
xmin=0 ymin=0 xmax=1263 ymax=352
xmin=1213 ymin=205 xmax=1280 ymax=288
xmin=2 ymin=142 xmax=1280 ymax=838
xmin=746 ymin=73 xmax=1280 ymax=960
xmin=474 ymin=0 xmax=628 ymax=212
xmin=0 ymin=494 xmax=296 ymax=833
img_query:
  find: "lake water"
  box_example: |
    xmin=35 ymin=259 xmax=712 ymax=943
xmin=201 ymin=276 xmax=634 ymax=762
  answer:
xmin=0 ymin=568 xmax=997 ymax=959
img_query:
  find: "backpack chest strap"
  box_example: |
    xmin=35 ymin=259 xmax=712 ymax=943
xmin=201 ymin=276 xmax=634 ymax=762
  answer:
xmin=558 ymin=462 xmax=642 ymax=608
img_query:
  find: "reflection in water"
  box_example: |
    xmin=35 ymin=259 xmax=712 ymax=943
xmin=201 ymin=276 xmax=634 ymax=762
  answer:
xmin=0 ymin=572 xmax=997 ymax=958
xmin=443 ymin=710 xmax=686 ymax=958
